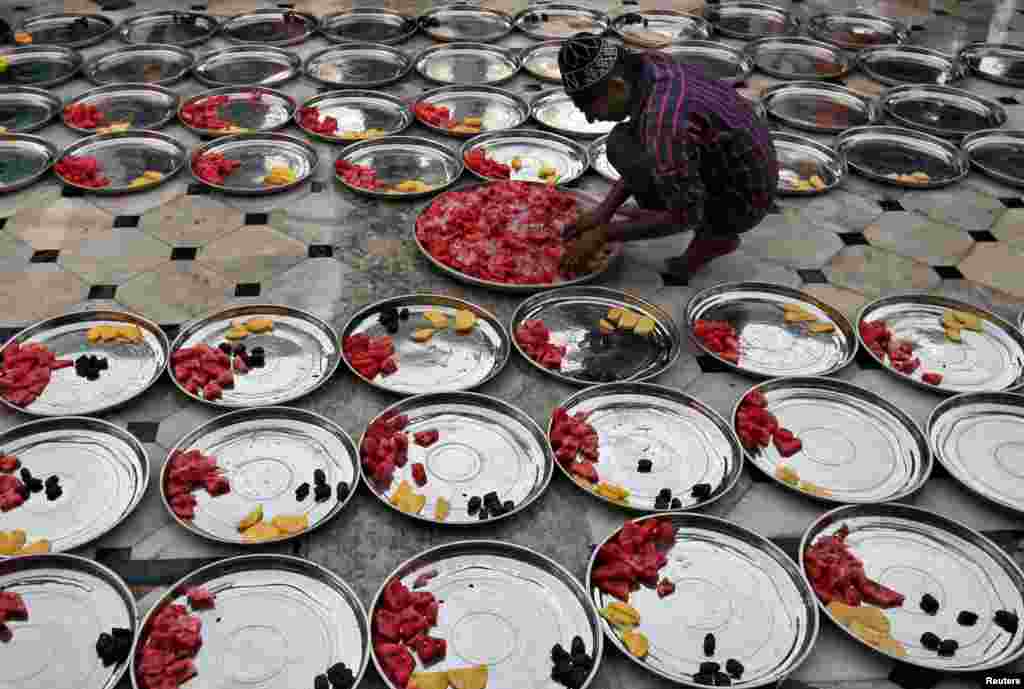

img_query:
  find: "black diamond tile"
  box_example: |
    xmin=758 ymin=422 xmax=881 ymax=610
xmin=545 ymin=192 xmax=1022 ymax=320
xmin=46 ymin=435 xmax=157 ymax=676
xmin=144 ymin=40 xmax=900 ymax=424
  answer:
xmin=88 ymin=285 xmax=117 ymax=300
xmin=308 ymin=244 xmax=333 ymax=258
xmin=1001 ymin=197 xmax=1024 ymax=208
xmin=245 ymin=212 xmax=269 ymax=225
xmin=797 ymin=268 xmax=828 ymax=284
xmin=998 ymin=96 xmax=1020 ymax=106
xmin=856 ymin=348 xmax=882 ymax=369
xmin=934 ymin=8 xmax=949 ymax=15
xmin=311 ymin=181 xmax=325 ymax=193
xmin=12 ymin=5 xmax=30 ymax=11
xmin=190 ymin=4 xmax=207 ymax=9
xmin=30 ymin=249 xmax=59 ymax=263
xmin=126 ymin=422 xmax=159 ymax=444
xmin=878 ymin=199 xmax=904 ymax=211
xmin=839 ymin=232 xmax=869 ymax=246
xmin=278 ymin=2 xmax=295 ymax=7
xmin=933 ymin=265 xmax=965 ymax=280
xmin=696 ymin=354 xmax=733 ymax=373
xmin=171 ymin=247 xmax=198 ymax=261
xmin=969 ymin=230 xmax=998 ymax=242
xmin=160 ymin=324 xmax=181 ymax=341
xmin=62 ymin=186 xmax=85 ymax=198
xmin=659 ymin=272 xmax=689 ymax=286
xmin=911 ymin=24 xmax=926 ymax=31
xmin=235 ymin=282 xmax=260 ymax=297
xmin=0 ymin=218 xmax=6 ymax=230
xmin=187 ymin=183 xmax=207 ymax=195
xmin=113 ymin=215 xmax=140 ymax=228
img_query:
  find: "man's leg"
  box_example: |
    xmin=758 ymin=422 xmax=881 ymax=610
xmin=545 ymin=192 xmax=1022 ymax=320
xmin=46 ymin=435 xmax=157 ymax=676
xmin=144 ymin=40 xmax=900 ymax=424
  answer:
xmin=664 ymin=229 xmax=741 ymax=278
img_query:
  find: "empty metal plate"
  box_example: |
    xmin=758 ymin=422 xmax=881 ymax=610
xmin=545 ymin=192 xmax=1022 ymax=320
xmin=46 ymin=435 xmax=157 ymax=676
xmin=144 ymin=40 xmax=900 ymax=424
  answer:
xmin=590 ymin=514 xmax=819 ymax=686
xmin=685 ymin=282 xmax=858 ymax=377
xmin=304 ymin=43 xmax=412 ymax=88
xmin=57 ymin=130 xmax=187 ymax=194
xmin=963 ymin=129 xmax=1024 ymax=188
xmin=0 ymin=45 xmax=83 ymax=89
xmin=0 ymin=86 xmax=60 ymax=133
xmin=0 ymin=417 xmax=150 ymax=552
xmin=0 ymin=133 xmax=58 ymax=193
xmin=193 ymin=45 xmax=301 ymax=88
xmin=857 ymin=45 xmax=964 ymax=87
xmin=590 ymin=134 xmax=619 ymax=182
xmin=461 ymin=128 xmax=589 ymax=184
xmin=19 ymin=12 xmax=114 ymax=49
xmin=63 ymin=84 xmax=179 ymax=134
xmin=520 ymin=40 xmax=565 ymax=83
xmin=420 ymin=5 xmax=514 ymax=43
xmin=662 ymin=41 xmax=753 ymax=84
xmin=881 ymin=84 xmax=1007 ymax=139
xmin=415 ymin=85 xmax=529 ymax=137
xmin=321 ymin=8 xmax=418 ymax=44
xmin=762 ymin=81 xmax=880 ymax=133
xmin=179 ymin=86 xmax=295 ymax=137
xmin=2 ymin=555 xmax=137 ymax=689
xmin=557 ymin=383 xmax=744 ymax=511
xmin=362 ymin=394 xmax=554 ymax=526
xmin=858 ymin=294 xmax=1024 ymax=394
xmin=513 ymin=4 xmax=608 ymax=41
xmin=298 ymin=90 xmax=412 ymax=142
xmin=84 ymin=44 xmax=193 ymax=86
xmin=161 ymin=408 xmax=360 ymax=545
xmin=220 ymin=10 xmax=318 ymax=46
xmin=532 ymin=88 xmax=619 ymax=137
xmin=801 ymin=503 xmax=1024 ymax=671
xmin=169 ymin=304 xmax=339 ymax=407
xmin=735 ymin=377 xmax=931 ymax=502
xmin=191 ymin=132 xmax=318 ymax=195
xmin=747 ymin=36 xmax=851 ymax=81
xmin=118 ymin=9 xmax=219 ymax=47
xmin=707 ymin=2 xmax=799 ymax=40
xmin=960 ymin=43 xmax=1024 ymax=88
xmin=132 ymin=555 xmax=369 ymax=689
xmin=334 ymin=136 xmax=463 ymax=199
xmin=773 ymin=130 xmax=846 ymax=195
xmin=415 ymin=43 xmax=520 ymax=85
xmin=836 ymin=125 xmax=969 ymax=188
xmin=807 ymin=12 xmax=909 ymax=50
xmin=611 ymin=10 xmax=711 ymax=47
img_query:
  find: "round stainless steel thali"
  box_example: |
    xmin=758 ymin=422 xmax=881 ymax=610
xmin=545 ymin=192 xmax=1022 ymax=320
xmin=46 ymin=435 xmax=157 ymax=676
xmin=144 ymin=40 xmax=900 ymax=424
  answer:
xmin=962 ymin=129 xmax=1024 ymax=188
xmin=415 ymin=42 xmax=520 ymax=86
xmin=178 ymin=86 xmax=295 ymax=137
xmin=361 ymin=393 xmax=554 ymax=526
xmin=219 ymin=9 xmax=318 ymax=46
xmin=685 ymin=282 xmax=858 ymax=378
xmin=0 ymin=310 xmax=168 ymax=416
xmin=857 ymin=45 xmax=964 ymax=87
xmin=836 ymin=125 xmax=969 ymax=188
xmin=747 ymin=36 xmax=851 ymax=81
xmin=420 ymin=5 xmax=514 ymax=43
xmin=662 ymin=41 xmax=753 ymax=84
xmin=531 ymin=88 xmax=619 ymax=138
xmin=0 ymin=45 xmax=83 ymax=89
xmin=320 ymin=8 xmax=419 ymax=44
xmin=513 ymin=4 xmax=608 ymax=41
xmin=131 ymin=555 xmax=369 ymax=689
xmin=1 ymin=554 xmax=137 ymax=689
xmin=856 ymin=294 xmax=1024 ymax=394
xmin=415 ymin=85 xmax=529 ymax=138
xmin=555 ymin=383 xmax=743 ymax=511
xmin=334 ymin=136 xmax=462 ymax=199
xmin=83 ymin=43 xmax=193 ymax=86
xmin=0 ymin=417 xmax=149 ymax=552
xmin=160 ymin=407 xmax=360 ymax=545
xmin=881 ymin=84 xmax=1007 ymax=139
xmin=168 ymin=304 xmax=340 ymax=407
xmin=298 ymin=90 xmax=413 ymax=143
xmin=612 ymin=10 xmax=711 ymax=47
xmin=589 ymin=514 xmax=819 ymax=687
xmin=63 ymin=84 xmax=179 ymax=134
xmin=734 ymin=377 xmax=931 ymax=503
xmin=192 ymin=45 xmax=301 ymax=88
xmin=0 ymin=86 xmax=60 ymax=133
xmin=589 ymin=134 xmax=619 ymax=182
xmin=520 ymin=40 xmax=565 ymax=83
xmin=304 ymin=43 xmax=413 ymax=88
xmin=762 ymin=81 xmax=880 ymax=134
xmin=0 ymin=133 xmax=58 ymax=193
xmin=959 ymin=43 xmax=1024 ymax=88
xmin=19 ymin=12 xmax=115 ymax=49
xmin=190 ymin=132 xmax=318 ymax=195
xmin=117 ymin=9 xmax=220 ymax=47
xmin=706 ymin=1 xmax=800 ymax=40
xmin=773 ymin=130 xmax=847 ymax=195
xmin=807 ymin=12 xmax=909 ymax=50
xmin=461 ymin=128 xmax=589 ymax=185
xmin=56 ymin=130 xmax=188 ymax=194
xmin=801 ymin=503 xmax=1024 ymax=671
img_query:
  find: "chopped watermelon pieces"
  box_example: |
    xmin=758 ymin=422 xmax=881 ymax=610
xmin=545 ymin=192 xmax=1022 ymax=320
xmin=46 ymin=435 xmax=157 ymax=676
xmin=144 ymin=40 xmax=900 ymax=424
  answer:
xmin=165 ymin=449 xmax=230 ymax=520
xmin=298 ymin=106 xmax=339 ymax=135
xmin=361 ymin=412 xmax=415 ymax=490
xmin=55 ymin=155 xmax=110 ymax=188
xmin=335 ymin=159 xmax=383 ymax=190
xmin=374 ymin=578 xmax=444 ymax=687
xmin=181 ymin=94 xmax=237 ymax=130
xmin=185 ymin=586 xmax=215 ymax=610
xmin=736 ymin=389 xmax=803 ymax=461
xmin=0 ymin=591 xmax=28 ymax=623
xmin=515 ymin=319 xmax=566 ymax=370
xmin=593 ymin=517 xmax=675 ymax=602
xmin=693 ymin=319 xmax=740 ymax=363
xmin=344 ymin=334 xmax=397 ymax=379
xmin=411 ymin=462 xmax=427 ymax=486
xmin=414 ymin=102 xmax=452 ymax=129
xmin=193 ymin=152 xmax=241 ymax=185
xmin=413 ymin=430 xmax=438 ymax=448
xmin=921 ymin=372 xmax=943 ymax=385
xmin=464 ymin=148 xmax=511 ymax=179
xmin=0 ymin=342 xmax=73 ymax=407
xmin=64 ymin=103 xmax=105 ymax=129
xmin=804 ymin=524 xmax=905 ymax=609
xmin=138 ymin=602 xmax=204 ymax=689
xmin=170 ymin=344 xmax=234 ymax=400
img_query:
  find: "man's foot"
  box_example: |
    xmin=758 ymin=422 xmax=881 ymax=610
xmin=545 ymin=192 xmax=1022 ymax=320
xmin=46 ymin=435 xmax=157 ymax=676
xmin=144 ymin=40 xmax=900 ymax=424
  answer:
xmin=665 ymin=235 xmax=741 ymax=279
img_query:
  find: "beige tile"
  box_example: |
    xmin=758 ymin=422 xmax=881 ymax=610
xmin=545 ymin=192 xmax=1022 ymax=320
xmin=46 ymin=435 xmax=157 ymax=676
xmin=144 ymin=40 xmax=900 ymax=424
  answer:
xmin=991 ymin=209 xmax=1024 ymax=247
xmin=863 ymin=212 xmax=975 ymax=266
xmin=139 ymin=195 xmax=245 ymax=247
xmin=118 ymin=262 xmax=233 ymax=324
xmin=0 ymin=265 xmax=88 ymax=324
xmin=824 ymin=246 xmax=940 ymax=298
xmin=959 ymin=243 xmax=1024 ymax=299
xmin=0 ymin=184 xmax=62 ymax=219
xmin=59 ymin=230 xmax=172 ymax=284
xmin=7 ymin=198 xmax=114 ymax=249
xmin=802 ymin=284 xmax=870 ymax=322
xmin=198 ymin=226 xmax=307 ymax=283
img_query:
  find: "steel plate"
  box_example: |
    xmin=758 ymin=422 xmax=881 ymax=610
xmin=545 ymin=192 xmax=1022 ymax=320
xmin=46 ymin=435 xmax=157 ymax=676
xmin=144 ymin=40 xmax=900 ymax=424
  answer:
xmin=836 ymin=125 xmax=969 ymax=188
xmin=320 ymin=8 xmax=418 ymax=44
xmin=747 ymin=36 xmax=851 ymax=81
xmin=190 ymin=132 xmax=318 ymax=195
xmin=179 ymin=86 xmax=295 ymax=137
xmin=84 ymin=44 xmax=193 ymax=86
xmin=963 ymin=129 xmax=1024 ymax=189
xmin=857 ymin=45 xmax=964 ymax=87
xmin=304 ymin=43 xmax=412 ymax=88
xmin=420 ymin=5 xmax=513 ymax=43
xmin=0 ymin=310 xmax=168 ymax=416
xmin=63 ymin=84 xmax=179 ymax=134
xmin=959 ymin=43 xmax=1024 ymax=88
xmin=56 ymin=130 xmax=187 ymax=194
xmin=685 ymin=282 xmax=858 ymax=378
xmin=513 ymin=4 xmax=609 ymax=41
xmin=334 ymin=136 xmax=462 ymax=199
xmin=1 ymin=554 xmax=137 ymax=689
xmin=415 ymin=42 xmax=520 ymax=85
xmin=117 ymin=10 xmax=219 ymax=47
xmin=415 ymin=85 xmax=529 ymax=138
xmin=707 ymin=2 xmax=799 ymax=40
xmin=193 ymin=45 xmax=300 ymax=88
xmin=520 ymin=40 xmax=565 ymax=83
xmin=662 ymin=41 xmax=752 ymax=84
xmin=0 ymin=45 xmax=83 ymax=89
xmin=589 ymin=134 xmax=619 ymax=182
xmin=219 ymin=10 xmax=318 ymax=46
xmin=0 ymin=86 xmax=60 ymax=133
xmin=801 ymin=503 xmax=1024 ymax=671
xmin=531 ymin=88 xmax=620 ymax=137
xmin=773 ymin=130 xmax=846 ymax=195
xmin=161 ymin=408 xmax=359 ymax=545
xmin=0 ymin=417 xmax=149 ymax=552
xmin=807 ymin=12 xmax=909 ymax=50
xmin=762 ymin=81 xmax=880 ymax=134
xmin=590 ymin=514 xmax=819 ymax=686
xmin=735 ymin=377 xmax=931 ymax=503
xmin=555 ymin=383 xmax=743 ymax=511
xmin=881 ymin=84 xmax=1007 ymax=139
xmin=298 ymin=90 xmax=412 ymax=143
xmin=857 ymin=294 xmax=1024 ymax=394
xmin=19 ymin=12 xmax=115 ymax=49
xmin=611 ymin=10 xmax=711 ymax=47
xmin=0 ymin=133 xmax=58 ymax=193
xmin=461 ymin=128 xmax=589 ymax=184
xmin=131 ymin=555 xmax=369 ymax=689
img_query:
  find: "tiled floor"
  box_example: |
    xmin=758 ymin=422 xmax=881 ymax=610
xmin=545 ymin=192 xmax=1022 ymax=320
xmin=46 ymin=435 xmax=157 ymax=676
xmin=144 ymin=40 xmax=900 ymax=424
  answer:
xmin=0 ymin=0 xmax=1023 ymax=688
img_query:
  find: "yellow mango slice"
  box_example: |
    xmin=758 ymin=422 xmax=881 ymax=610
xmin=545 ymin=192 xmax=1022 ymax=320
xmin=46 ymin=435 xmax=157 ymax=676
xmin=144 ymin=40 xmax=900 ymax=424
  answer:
xmin=462 ymin=117 xmax=483 ymax=127
xmin=87 ymin=327 xmax=102 ymax=343
xmin=410 ymin=671 xmax=450 ymax=689
xmin=784 ymin=309 xmax=818 ymax=323
xmin=877 ymin=636 xmax=907 ymax=657
xmin=808 ymin=322 xmax=835 ymax=334
xmin=633 ymin=317 xmax=656 ymax=337
xmin=225 ymin=327 xmax=249 ymax=341
xmin=0 ymin=532 xmax=17 ymax=555
xmin=595 ymin=483 xmax=629 ymax=502
xmin=242 ymin=522 xmax=281 ymax=542
xmin=799 ymin=481 xmax=832 ymax=498
xmin=606 ymin=308 xmax=623 ymax=324
xmin=14 ymin=32 xmax=32 ymax=45
xmin=423 ymin=311 xmax=449 ymax=329
xmin=952 ymin=310 xmax=982 ymax=332
xmin=622 ymin=629 xmax=649 ymax=658
xmin=390 ymin=480 xmax=414 ymax=507
xmin=850 ymin=619 xmax=884 ymax=646
xmin=945 ymin=326 xmax=962 ymax=343
xmin=116 ymin=324 xmax=144 ymax=342
xmin=509 ymin=158 xmax=522 ymax=171
xmin=775 ymin=465 xmax=799 ymax=486
xmin=245 ymin=318 xmax=273 ymax=333
xmin=435 ymin=497 xmax=450 ymax=521
xmin=398 ymin=492 xmax=427 ymax=515
xmin=538 ymin=165 xmax=558 ymax=178
xmin=942 ymin=310 xmax=960 ymax=329
xmin=598 ymin=319 xmax=616 ymax=335
xmin=454 ymin=310 xmax=476 ymax=333
xmin=601 ymin=601 xmax=641 ymax=627
xmin=394 ymin=180 xmax=432 ymax=193
xmin=18 ymin=539 xmax=50 ymax=555
xmin=237 ymin=505 xmax=263 ymax=531
xmin=618 ymin=310 xmax=640 ymax=330
xmin=9 ymin=530 xmax=26 ymax=550
xmin=810 ymin=175 xmax=826 ymax=190
xmin=271 ymin=514 xmax=309 ymax=535
xmin=413 ymin=328 xmax=435 ymax=343
xmin=447 ymin=666 xmax=488 ymax=689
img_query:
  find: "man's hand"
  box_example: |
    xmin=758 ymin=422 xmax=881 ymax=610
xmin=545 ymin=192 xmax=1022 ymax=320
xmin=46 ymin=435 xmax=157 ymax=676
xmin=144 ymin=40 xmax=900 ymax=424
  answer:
xmin=562 ymin=211 xmax=604 ymax=242
xmin=562 ymin=226 xmax=609 ymax=275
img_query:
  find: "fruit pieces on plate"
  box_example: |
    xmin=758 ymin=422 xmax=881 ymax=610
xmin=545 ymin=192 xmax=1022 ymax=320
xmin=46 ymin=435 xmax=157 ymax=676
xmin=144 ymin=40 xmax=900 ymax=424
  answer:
xmin=604 ymin=307 xmax=656 ymax=337
xmin=361 ymin=412 xmax=410 ymax=489
xmin=780 ymin=168 xmax=827 ymax=192
xmin=464 ymin=148 xmax=510 ymax=179
xmin=550 ymin=406 xmax=602 ymax=489
xmin=193 ymin=152 xmax=241 ymax=185
xmin=64 ymin=103 xmax=105 ymax=129
xmin=0 ymin=529 xmax=49 ymax=556
xmin=240 ymin=512 xmax=309 ymax=542
xmin=339 ymin=128 xmax=386 ymax=140
xmin=128 ymin=171 xmax=164 ymax=188
xmin=516 ymin=319 xmax=566 ymax=370
xmin=410 ymin=666 xmax=487 ymax=689
xmin=165 ymin=448 xmax=231 ymax=521
xmin=261 ymin=164 xmax=297 ymax=187
xmin=885 ymin=170 xmax=930 ymax=185
xmin=784 ymin=302 xmax=835 ymax=334
xmin=942 ymin=308 xmax=981 ymax=343
xmin=336 ymin=159 xmax=383 ymax=191
xmin=592 ymin=517 xmax=675 ymax=603
xmin=693 ymin=319 xmax=739 ymax=363
xmin=170 ymin=344 xmax=235 ymax=400
xmin=550 ymin=637 xmax=594 ymax=689
xmin=0 ymin=590 xmax=29 ymax=642
xmin=804 ymin=523 xmax=905 ymax=609
xmin=344 ymin=333 xmax=398 ymax=380
xmin=390 ymin=479 xmax=427 ymax=515
xmin=186 ymin=586 xmax=216 ymax=611
xmin=138 ymin=601 xmax=203 ymax=689
xmin=828 ymin=600 xmax=906 ymax=657
xmin=181 ymin=92 xmax=262 ymax=131
xmin=860 ymin=320 xmax=933 ymax=379
xmin=298 ymin=106 xmax=339 ymax=136
xmin=375 ymin=578 xmax=445 ymax=687
xmin=0 ymin=342 xmax=74 ymax=408
xmin=225 ymin=317 xmax=273 ymax=340
xmin=736 ymin=389 xmax=820 ymax=491
xmin=55 ymin=155 xmax=111 ymax=188
xmin=392 ymin=180 xmax=434 ymax=193
xmin=97 ymin=121 xmax=132 ymax=135
xmin=88 ymin=323 xmax=145 ymax=344
xmin=95 ymin=627 xmax=133 ymax=667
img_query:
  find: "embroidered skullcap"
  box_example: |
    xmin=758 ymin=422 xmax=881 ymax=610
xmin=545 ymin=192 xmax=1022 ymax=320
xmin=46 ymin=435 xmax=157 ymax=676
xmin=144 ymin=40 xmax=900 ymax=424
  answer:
xmin=558 ymin=32 xmax=620 ymax=94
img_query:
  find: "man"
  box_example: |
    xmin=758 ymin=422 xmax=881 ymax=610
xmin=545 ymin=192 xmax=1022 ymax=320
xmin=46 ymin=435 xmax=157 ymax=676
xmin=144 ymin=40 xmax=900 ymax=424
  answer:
xmin=558 ymin=33 xmax=778 ymax=280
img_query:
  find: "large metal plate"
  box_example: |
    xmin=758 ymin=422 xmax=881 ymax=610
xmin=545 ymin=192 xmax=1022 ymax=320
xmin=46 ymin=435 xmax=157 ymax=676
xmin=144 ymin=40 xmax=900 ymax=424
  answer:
xmin=685 ymin=282 xmax=858 ymax=378
xmin=415 ymin=42 xmax=520 ymax=85
xmin=84 ymin=44 xmax=193 ymax=86
xmin=219 ymin=10 xmax=318 ymax=46
xmin=63 ymin=84 xmax=179 ymax=134
xmin=298 ymin=90 xmax=413 ymax=143
xmin=611 ymin=10 xmax=711 ymax=47
xmin=461 ymin=128 xmax=589 ymax=184
xmin=169 ymin=304 xmax=340 ymax=407
xmin=131 ymin=555 xmax=369 ymax=689
xmin=707 ymin=2 xmax=800 ymax=40
xmin=590 ymin=514 xmax=819 ymax=687
xmin=747 ymin=36 xmax=851 ymax=81
xmin=320 ymin=8 xmax=418 ymax=44
xmin=190 ymin=132 xmax=318 ymax=195
xmin=531 ymin=88 xmax=620 ymax=138
xmin=0 ymin=45 xmax=83 ymax=89
xmin=881 ymin=84 xmax=1007 ymax=139
xmin=735 ymin=377 xmax=931 ymax=503
xmin=0 ymin=86 xmax=60 ymax=133
xmin=304 ymin=43 xmax=412 ymax=88
xmin=340 ymin=294 xmax=509 ymax=394
xmin=556 ymin=383 xmax=743 ymax=511
xmin=0 ymin=417 xmax=149 ymax=552
xmin=857 ymin=294 xmax=1024 ymax=394
xmin=836 ymin=125 xmax=970 ymax=188
xmin=160 ymin=408 xmax=360 ymax=545
xmin=179 ymin=86 xmax=295 ymax=137
xmin=420 ymin=5 xmax=514 ymax=43
xmin=334 ymin=136 xmax=462 ymax=199
xmin=513 ymin=4 xmax=608 ymax=41
xmin=857 ymin=45 xmax=964 ymax=87
xmin=589 ymin=134 xmax=619 ymax=182
xmin=520 ymin=40 xmax=564 ymax=83
xmin=762 ymin=81 xmax=880 ymax=134
xmin=0 ymin=310 xmax=168 ymax=416
xmin=801 ymin=503 xmax=1024 ymax=671
xmin=959 ymin=43 xmax=1024 ymax=88
xmin=511 ymin=287 xmax=680 ymax=386
xmin=1 ymin=554 xmax=137 ymax=689
xmin=662 ymin=41 xmax=752 ymax=84
xmin=773 ymin=130 xmax=846 ymax=195
xmin=0 ymin=133 xmax=58 ymax=193
xmin=19 ymin=12 xmax=115 ymax=49
xmin=192 ymin=45 xmax=300 ymax=88
xmin=56 ymin=130 xmax=188 ymax=195
xmin=362 ymin=394 xmax=553 ymax=526
xmin=807 ymin=12 xmax=909 ymax=50
xmin=415 ymin=85 xmax=529 ymax=138
xmin=117 ymin=10 xmax=219 ymax=47
xmin=962 ymin=129 xmax=1024 ymax=189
